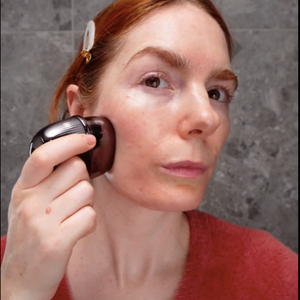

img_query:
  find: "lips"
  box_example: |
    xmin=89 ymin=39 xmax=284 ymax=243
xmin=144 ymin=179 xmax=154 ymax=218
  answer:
xmin=161 ymin=160 xmax=208 ymax=178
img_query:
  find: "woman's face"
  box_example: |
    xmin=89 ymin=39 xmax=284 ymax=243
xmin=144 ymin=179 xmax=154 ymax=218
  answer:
xmin=87 ymin=3 xmax=237 ymax=211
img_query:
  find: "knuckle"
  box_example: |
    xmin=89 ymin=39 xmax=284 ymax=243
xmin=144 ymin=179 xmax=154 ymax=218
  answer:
xmin=78 ymin=181 xmax=94 ymax=206
xmin=70 ymin=156 xmax=86 ymax=171
xmin=17 ymin=204 xmax=33 ymax=223
xmin=83 ymin=206 xmax=97 ymax=228
xmin=15 ymin=204 xmax=41 ymax=235
xmin=38 ymin=237 xmax=60 ymax=258
xmin=30 ymin=149 xmax=49 ymax=169
xmin=9 ymin=186 xmax=32 ymax=222
xmin=79 ymin=180 xmax=94 ymax=196
xmin=11 ymin=185 xmax=21 ymax=205
xmin=69 ymin=157 xmax=89 ymax=178
xmin=11 ymin=178 xmax=27 ymax=204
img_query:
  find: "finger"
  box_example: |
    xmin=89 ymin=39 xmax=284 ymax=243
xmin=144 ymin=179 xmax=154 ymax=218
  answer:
xmin=33 ymin=156 xmax=90 ymax=203
xmin=59 ymin=206 xmax=97 ymax=247
xmin=19 ymin=134 xmax=96 ymax=189
xmin=49 ymin=180 xmax=94 ymax=223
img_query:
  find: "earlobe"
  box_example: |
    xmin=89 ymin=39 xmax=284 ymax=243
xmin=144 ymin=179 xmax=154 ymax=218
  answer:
xmin=66 ymin=84 xmax=84 ymax=117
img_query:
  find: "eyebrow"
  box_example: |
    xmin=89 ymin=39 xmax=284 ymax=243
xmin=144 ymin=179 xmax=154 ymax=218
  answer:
xmin=209 ymin=68 xmax=238 ymax=91
xmin=125 ymin=46 xmax=238 ymax=90
xmin=125 ymin=46 xmax=189 ymax=70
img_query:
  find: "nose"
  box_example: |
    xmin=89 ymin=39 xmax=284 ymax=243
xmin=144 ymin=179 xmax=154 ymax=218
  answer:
xmin=177 ymin=87 xmax=221 ymax=140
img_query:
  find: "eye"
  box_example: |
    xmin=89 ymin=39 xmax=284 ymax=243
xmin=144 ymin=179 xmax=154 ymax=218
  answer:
xmin=144 ymin=77 xmax=168 ymax=88
xmin=208 ymin=88 xmax=232 ymax=103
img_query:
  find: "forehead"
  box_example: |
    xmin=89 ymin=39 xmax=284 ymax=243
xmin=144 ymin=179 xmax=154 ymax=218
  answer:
xmin=117 ymin=2 xmax=231 ymax=70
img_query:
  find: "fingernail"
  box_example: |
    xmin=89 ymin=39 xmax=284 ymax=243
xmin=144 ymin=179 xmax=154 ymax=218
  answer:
xmin=84 ymin=134 xmax=96 ymax=145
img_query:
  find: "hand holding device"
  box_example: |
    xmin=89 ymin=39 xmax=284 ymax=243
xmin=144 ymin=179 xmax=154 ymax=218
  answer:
xmin=29 ymin=115 xmax=116 ymax=178
xmin=1 ymin=116 xmax=115 ymax=299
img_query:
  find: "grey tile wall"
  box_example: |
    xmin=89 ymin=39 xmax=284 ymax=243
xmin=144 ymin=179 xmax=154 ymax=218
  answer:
xmin=1 ymin=0 xmax=298 ymax=253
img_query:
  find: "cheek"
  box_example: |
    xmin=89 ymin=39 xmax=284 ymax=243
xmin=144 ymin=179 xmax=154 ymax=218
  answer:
xmin=205 ymin=107 xmax=230 ymax=162
xmin=100 ymin=89 xmax=171 ymax=145
xmin=213 ymin=113 xmax=230 ymax=158
xmin=116 ymin=109 xmax=148 ymax=151
xmin=98 ymin=94 xmax=155 ymax=163
xmin=222 ymin=111 xmax=230 ymax=140
xmin=220 ymin=114 xmax=230 ymax=141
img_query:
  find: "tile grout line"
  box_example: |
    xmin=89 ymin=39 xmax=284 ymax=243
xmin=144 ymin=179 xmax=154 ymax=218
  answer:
xmin=71 ymin=0 xmax=75 ymax=52
xmin=1 ymin=28 xmax=298 ymax=34
xmin=230 ymin=28 xmax=298 ymax=32
xmin=0 ymin=30 xmax=84 ymax=34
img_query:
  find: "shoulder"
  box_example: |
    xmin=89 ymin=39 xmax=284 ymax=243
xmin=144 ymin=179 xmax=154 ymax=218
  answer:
xmin=184 ymin=210 xmax=298 ymax=299
xmin=185 ymin=209 xmax=297 ymax=256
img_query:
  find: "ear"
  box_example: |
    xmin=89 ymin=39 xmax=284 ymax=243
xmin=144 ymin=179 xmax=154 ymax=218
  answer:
xmin=66 ymin=84 xmax=84 ymax=117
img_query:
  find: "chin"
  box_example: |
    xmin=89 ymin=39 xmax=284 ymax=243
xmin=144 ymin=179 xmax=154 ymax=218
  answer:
xmin=132 ymin=187 xmax=206 ymax=213
xmin=141 ymin=198 xmax=202 ymax=213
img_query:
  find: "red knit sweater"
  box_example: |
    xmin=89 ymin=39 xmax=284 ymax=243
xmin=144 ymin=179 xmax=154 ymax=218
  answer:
xmin=1 ymin=210 xmax=298 ymax=299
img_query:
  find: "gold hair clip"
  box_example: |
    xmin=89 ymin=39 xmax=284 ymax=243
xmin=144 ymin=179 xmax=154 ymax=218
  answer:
xmin=80 ymin=20 xmax=95 ymax=64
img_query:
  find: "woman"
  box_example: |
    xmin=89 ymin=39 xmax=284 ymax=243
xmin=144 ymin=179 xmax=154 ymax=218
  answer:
xmin=1 ymin=0 xmax=297 ymax=299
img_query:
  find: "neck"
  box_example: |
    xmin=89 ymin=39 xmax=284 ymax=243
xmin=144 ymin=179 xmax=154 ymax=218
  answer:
xmin=70 ymin=175 xmax=190 ymax=287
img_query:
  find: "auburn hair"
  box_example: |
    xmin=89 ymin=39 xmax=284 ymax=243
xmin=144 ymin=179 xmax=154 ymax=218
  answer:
xmin=49 ymin=0 xmax=233 ymax=123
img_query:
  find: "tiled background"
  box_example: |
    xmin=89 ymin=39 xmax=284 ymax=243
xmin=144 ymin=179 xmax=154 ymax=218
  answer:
xmin=1 ymin=0 xmax=298 ymax=253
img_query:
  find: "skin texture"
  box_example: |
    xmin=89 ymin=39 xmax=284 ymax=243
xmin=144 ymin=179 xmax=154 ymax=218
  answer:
xmin=66 ymin=3 xmax=236 ymax=300
xmin=1 ymin=3 xmax=236 ymax=300
xmin=69 ymin=3 xmax=234 ymax=212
